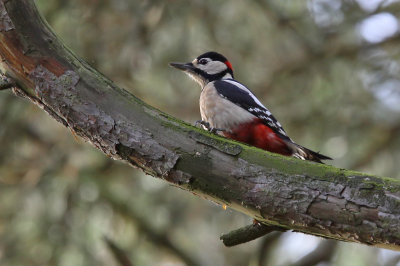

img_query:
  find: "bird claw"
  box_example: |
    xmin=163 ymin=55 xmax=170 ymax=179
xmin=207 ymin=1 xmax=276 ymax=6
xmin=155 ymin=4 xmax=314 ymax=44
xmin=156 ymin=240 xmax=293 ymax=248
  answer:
xmin=194 ymin=120 xmax=225 ymax=134
xmin=210 ymin=127 xmax=225 ymax=134
xmin=195 ymin=120 xmax=210 ymax=129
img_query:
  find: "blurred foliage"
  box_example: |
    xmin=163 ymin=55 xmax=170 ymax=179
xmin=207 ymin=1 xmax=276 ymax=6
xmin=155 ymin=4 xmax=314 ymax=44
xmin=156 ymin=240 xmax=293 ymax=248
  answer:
xmin=0 ymin=0 xmax=400 ymax=265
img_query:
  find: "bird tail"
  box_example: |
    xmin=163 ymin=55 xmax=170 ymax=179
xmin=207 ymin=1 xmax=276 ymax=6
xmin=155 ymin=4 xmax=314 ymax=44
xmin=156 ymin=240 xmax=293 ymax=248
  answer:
xmin=288 ymin=142 xmax=332 ymax=163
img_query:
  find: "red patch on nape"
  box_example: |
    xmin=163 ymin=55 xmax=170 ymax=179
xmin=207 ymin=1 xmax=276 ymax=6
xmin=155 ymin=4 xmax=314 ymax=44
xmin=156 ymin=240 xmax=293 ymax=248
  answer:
xmin=225 ymin=60 xmax=233 ymax=71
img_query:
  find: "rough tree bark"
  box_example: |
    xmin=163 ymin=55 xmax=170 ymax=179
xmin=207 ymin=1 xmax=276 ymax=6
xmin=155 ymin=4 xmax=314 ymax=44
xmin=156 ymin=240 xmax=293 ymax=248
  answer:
xmin=0 ymin=0 xmax=399 ymax=250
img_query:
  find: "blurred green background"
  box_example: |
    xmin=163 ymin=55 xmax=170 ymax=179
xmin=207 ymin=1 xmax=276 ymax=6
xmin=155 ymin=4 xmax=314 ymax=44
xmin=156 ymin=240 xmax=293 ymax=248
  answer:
xmin=1 ymin=0 xmax=400 ymax=265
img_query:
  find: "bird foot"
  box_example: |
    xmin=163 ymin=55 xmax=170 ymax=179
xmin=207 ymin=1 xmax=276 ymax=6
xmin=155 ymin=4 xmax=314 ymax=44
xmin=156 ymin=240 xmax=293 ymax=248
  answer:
xmin=194 ymin=120 xmax=209 ymax=129
xmin=194 ymin=120 xmax=226 ymax=134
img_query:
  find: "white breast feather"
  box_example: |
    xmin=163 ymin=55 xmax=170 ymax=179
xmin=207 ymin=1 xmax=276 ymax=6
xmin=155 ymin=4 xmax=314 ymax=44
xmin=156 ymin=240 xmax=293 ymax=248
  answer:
xmin=200 ymin=83 xmax=255 ymax=131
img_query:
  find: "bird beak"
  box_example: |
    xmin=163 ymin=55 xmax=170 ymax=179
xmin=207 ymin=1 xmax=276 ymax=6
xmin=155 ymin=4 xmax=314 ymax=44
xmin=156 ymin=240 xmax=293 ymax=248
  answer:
xmin=169 ymin=62 xmax=196 ymax=73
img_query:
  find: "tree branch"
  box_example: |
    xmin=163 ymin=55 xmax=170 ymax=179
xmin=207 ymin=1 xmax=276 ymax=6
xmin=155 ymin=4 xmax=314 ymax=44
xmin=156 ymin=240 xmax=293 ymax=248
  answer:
xmin=102 ymin=189 xmax=201 ymax=266
xmin=257 ymin=232 xmax=283 ymax=266
xmin=220 ymin=224 xmax=285 ymax=247
xmin=292 ymin=240 xmax=337 ymax=266
xmin=104 ymin=237 xmax=133 ymax=266
xmin=0 ymin=0 xmax=400 ymax=250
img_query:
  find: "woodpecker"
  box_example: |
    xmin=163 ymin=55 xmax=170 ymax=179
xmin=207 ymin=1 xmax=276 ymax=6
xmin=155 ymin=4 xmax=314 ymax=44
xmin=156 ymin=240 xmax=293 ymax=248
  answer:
xmin=170 ymin=51 xmax=331 ymax=163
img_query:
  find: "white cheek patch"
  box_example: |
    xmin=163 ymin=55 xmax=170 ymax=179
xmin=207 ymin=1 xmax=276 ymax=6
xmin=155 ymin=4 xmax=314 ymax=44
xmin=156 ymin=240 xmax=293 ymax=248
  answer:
xmin=199 ymin=61 xmax=227 ymax=75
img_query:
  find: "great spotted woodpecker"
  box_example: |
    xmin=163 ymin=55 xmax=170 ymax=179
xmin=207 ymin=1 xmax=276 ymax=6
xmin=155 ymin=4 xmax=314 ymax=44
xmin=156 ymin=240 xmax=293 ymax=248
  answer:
xmin=170 ymin=51 xmax=331 ymax=163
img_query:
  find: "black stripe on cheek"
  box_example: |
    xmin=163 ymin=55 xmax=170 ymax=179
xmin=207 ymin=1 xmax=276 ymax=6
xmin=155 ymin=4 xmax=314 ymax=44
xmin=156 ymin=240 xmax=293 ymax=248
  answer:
xmin=205 ymin=70 xmax=229 ymax=81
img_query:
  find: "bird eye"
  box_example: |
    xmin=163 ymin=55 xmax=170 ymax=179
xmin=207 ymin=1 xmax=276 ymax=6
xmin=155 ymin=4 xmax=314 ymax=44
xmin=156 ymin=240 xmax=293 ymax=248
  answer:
xmin=198 ymin=59 xmax=208 ymax=65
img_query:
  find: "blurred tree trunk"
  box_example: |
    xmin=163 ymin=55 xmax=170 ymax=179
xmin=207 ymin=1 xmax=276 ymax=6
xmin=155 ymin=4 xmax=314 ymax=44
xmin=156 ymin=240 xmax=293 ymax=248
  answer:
xmin=1 ymin=0 xmax=399 ymax=251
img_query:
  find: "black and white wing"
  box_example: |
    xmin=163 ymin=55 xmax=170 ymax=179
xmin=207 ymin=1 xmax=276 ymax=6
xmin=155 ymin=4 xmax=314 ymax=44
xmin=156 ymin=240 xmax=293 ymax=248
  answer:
xmin=213 ymin=79 xmax=290 ymax=140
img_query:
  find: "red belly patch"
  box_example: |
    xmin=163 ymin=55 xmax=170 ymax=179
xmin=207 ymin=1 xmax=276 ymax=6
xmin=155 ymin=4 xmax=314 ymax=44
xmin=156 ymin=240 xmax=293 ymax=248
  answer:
xmin=224 ymin=119 xmax=292 ymax=156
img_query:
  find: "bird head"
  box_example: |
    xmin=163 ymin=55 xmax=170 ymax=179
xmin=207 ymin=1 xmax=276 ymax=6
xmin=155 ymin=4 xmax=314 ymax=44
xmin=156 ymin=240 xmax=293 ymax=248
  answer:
xmin=170 ymin=51 xmax=234 ymax=87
